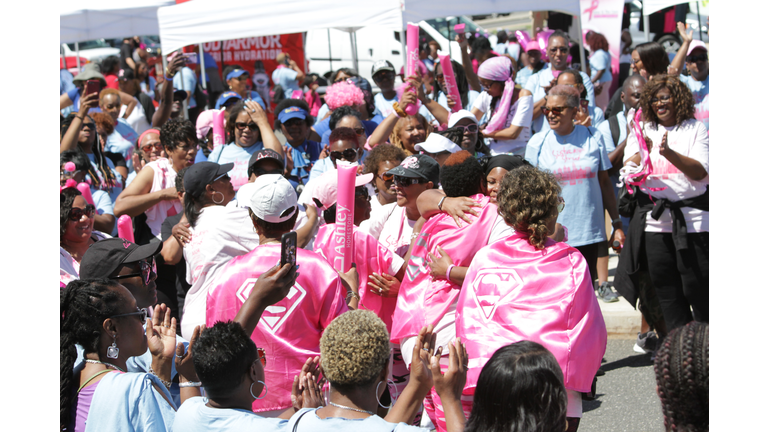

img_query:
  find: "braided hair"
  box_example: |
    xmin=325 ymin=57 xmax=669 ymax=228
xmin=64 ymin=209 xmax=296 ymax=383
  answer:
xmin=60 ymin=279 xmax=124 ymax=431
xmin=60 ymin=188 xmax=82 ymax=243
xmin=654 ymin=321 xmax=709 ymax=432
xmin=432 ymin=59 xmax=469 ymax=109
xmin=61 ymin=113 xmax=118 ymax=192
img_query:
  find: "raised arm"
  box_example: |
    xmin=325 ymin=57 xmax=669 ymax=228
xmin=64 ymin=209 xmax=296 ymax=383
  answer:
xmin=669 ymin=22 xmax=693 ymax=76
xmin=60 ymin=93 xmax=99 ymax=153
xmin=411 ymin=74 xmax=450 ymax=126
xmin=456 ymin=34 xmax=481 ymax=92
xmin=119 ymin=91 xmax=138 ymax=119
xmin=113 ymin=166 xmax=178 ymax=217
xmin=246 ymin=100 xmax=284 ymax=158
xmin=151 ymin=56 xmax=185 ymax=128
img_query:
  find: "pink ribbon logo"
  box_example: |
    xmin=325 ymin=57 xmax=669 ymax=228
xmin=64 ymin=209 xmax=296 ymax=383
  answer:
xmin=584 ymin=0 xmax=600 ymax=21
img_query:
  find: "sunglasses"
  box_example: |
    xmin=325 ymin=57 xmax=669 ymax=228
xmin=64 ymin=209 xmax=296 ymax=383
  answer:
xmin=549 ymin=46 xmax=569 ymax=54
xmin=330 ymin=148 xmax=358 ymax=161
xmin=685 ymin=53 xmax=708 ymax=63
xmin=61 ymin=169 xmax=82 ymax=179
xmin=455 ymin=124 xmax=478 ymax=134
xmin=81 ymin=123 xmax=96 ymax=131
xmin=141 ymin=142 xmax=163 ymax=153
xmin=235 ymin=122 xmax=259 ymax=131
xmin=651 ymin=95 xmax=672 ymax=105
xmin=373 ymin=72 xmax=395 ymax=82
xmin=257 ymin=347 xmax=267 ymax=366
xmin=110 ymin=308 xmax=148 ymax=325
xmin=234 ymin=75 xmax=250 ymax=81
xmin=557 ymin=197 xmax=565 ymax=213
xmin=541 ymin=106 xmax=569 ymax=115
xmin=112 ymin=257 xmax=157 ymax=286
xmin=394 ymin=175 xmax=424 ymax=187
xmin=378 ymin=172 xmax=394 ymax=182
xmin=68 ymin=204 xmax=95 ymax=221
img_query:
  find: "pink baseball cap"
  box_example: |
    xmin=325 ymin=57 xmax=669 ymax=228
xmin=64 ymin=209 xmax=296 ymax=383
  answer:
xmin=525 ymin=40 xmax=542 ymax=52
xmin=196 ymin=109 xmax=218 ymax=140
xmin=312 ymin=168 xmax=373 ymax=211
xmin=687 ymin=40 xmax=708 ymax=57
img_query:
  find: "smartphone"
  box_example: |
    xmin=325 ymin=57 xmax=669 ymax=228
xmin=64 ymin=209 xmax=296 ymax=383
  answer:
xmin=280 ymin=231 xmax=297 ymax=268
xmin=182 ymin=52 xmax=198 ymax=64
xmin=155 ymin=62 xmax=163 ymax=76
xmin=85 ymin=79 xmax=100 ymax=97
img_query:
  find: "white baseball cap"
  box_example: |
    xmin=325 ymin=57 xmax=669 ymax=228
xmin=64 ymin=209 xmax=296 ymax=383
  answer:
xmin=312 ymin=168 xmax=374 ymax=211
xmin=248 ymin=174 xmax=298 ymax=223
xmin=415 ymin=133 xmax=461 ymax=154
xmin=448 ymin=109 xmax=478 ymax=128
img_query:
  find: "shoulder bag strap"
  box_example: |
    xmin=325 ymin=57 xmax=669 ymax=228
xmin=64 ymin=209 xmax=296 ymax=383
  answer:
xmin=292 ymin=409 xmax=312 ymax=432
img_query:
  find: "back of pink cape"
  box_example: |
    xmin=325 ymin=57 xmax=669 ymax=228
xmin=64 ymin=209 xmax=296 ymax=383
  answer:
xmin=206 ymin=244 xmax=349 ymax=412
xmin=456 ymin=232 xmax=606 ymax=393
xmin=314 ymin=224 xmax=402 ymax=331
xmin=390 ymin=194 xmax=498 ymax=344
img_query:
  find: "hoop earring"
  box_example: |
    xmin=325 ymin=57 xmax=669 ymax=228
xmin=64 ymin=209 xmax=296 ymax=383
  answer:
xmin=107 ymin=334 xmax=119 ymax=359
xmin=212 ymin=191 xmax=225 ymax=205
xmin=376 ymin=381 xmax=394 ymax=409
xmin=250 ymin=381 xmax=268 ymax=399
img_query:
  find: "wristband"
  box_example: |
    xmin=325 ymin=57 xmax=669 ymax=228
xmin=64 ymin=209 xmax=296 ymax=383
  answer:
xmin=446 ymin=264 xmax=456 ymax=281
xmin=437 ymin=196 xmax=447 ymax=212
xmin=179 ymin=381 xmax=202 ymax=388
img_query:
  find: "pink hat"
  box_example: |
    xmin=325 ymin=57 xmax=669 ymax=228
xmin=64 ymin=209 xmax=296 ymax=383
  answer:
xmin=687 ymin=40 xmax=708 ymax=57
xmin=195 ymin=109 xmax=217 ymax=140
xmin=312 ymin=169 xmax=373 ymax=211
xmin=525 ymin=40 xmax=541 ymax=52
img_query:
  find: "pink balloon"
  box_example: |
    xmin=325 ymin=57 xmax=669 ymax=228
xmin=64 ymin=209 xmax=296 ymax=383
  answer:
xmin=76 ymin=183 xmax=94 ymax=206
xmin=117 ymin=215 xmax=135 ymax=243
xmin=515 ymin=30 xmax=532 ymax=51
xmin=334 ymin=163 xmax=357 ymax=272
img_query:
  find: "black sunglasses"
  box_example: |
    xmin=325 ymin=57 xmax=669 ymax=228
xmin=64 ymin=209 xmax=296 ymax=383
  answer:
xmin=394 ymin=175 xmax=424 ymax=187
xmin=330 ymin=148 xmax=358 ymax=161
xmin=549 ymin=46 xmax=569 ymax=53
xmin=373 ymin=72 xmax=395 ymax=82
xmin=81 ymin=123 xmax=96 ymax=131
xmin=110 ymin=308 xmax=148 ymax=325
xmin=112 ymin=257 xmax=157 ymax=286
xmin=685 ymin=53 xmax=708 ymax=63
xmin=68 ymin=204 xmax=95 ymax=221
xmin=235 ymin=122 xmax=259 ymax=131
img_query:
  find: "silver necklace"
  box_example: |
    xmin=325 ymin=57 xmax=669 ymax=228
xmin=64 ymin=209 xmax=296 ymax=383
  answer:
xmin=85 ymin=359 xmax=125 ymax=372
xmin=328 ymin=401 xmax=375 ymax=415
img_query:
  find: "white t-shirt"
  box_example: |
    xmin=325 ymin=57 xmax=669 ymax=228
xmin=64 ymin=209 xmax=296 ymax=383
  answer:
xmin=623 ymin=118 xmax=709 ymax=233
xmin=173 ymin=397 xmax=287 ymax=432
xmin=181 ymin=205 xmax=261 ymax=339
xmin=471 ymin=91 xmax=533 ymax=155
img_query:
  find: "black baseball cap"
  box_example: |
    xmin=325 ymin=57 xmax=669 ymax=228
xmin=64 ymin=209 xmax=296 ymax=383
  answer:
xmin=183 ymin=161 xmax=234 ymax=198
xmin=371 ymin=60 xmax=395 ymax=77
xmin=79 ymin=238 xmax=162 ymax=280
xmin=386 ymin=154 xmax=440 ymax=185
xmin=249 ymin=148 xmax=284 ymax=171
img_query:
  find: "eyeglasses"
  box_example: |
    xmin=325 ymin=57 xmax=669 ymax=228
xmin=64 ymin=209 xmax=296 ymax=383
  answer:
xmin=110 ymin=308 xmax=148 ymax=325
xmin=213 ymin=173 xmax=230 ymax=182
xmin=141 ymin=142 xmax=163 ymax=153
xmin=541 ymin=106 xmax=569 ymax=115
xmin=330 ymin=148 xmax=358 ymax=161
xmin=378 ymin=172 xmax=394 ymax=182
xmin=61 ymin=169 xmax=82 ymax=180
xmin=81 ymin=123 xmax=95 ymax=131
xmin=235 ymin=122 xmax=259 ymax=131
xmin=352 ymin=127 xmax=365 ymax=136
xmin=257 ymin=347 xmax=267 ymax=366
xmin=557 ymin=197 xmax=565 ymax=213
xmin=176 ymin=144 xmax=196 ymax=152
xmin=549 ymin=46 xmax=569 ymax=54
xmin=685 ymin=53 xmax=708 ymax=63
xmin=68 ymin=204 xmax=95 ymax=221
xmin=112 ymin=257 xmax=157 ymax=286
xmin=455 ymin=124 xmax=478 ymax=134
xmin=394 ymin=175 xmax=424 ymax=187
xmin=650 ymin=95 xmax=672 ymax=105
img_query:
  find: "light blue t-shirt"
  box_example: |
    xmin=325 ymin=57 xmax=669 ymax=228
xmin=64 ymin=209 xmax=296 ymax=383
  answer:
xmin=272 ymin=67 xmax=301 ymax=95
xmin=307 ymin=151 xmax=369 ymax=183
xmin=207 ymin=142 xmax=264 ymax=190
xmin=173 ymin=67 xmax=198 ymax=109
xmin=515 ymin=67 xmax=534 ymax=88
xmin=315 ymin=104 xmax=330 ymax=125
xmin=173 ymin=397 xmax=287 ymax=432
xmin=679 ymin=74 xmax=709 ymax=131
xmin=106 ymin=120 xmax=137 ymax=172
xmin=525 ymin=126 xmax=611 ymax=247
xmin=589 ymin=49 xmax=613 ymax=84
xmin=287 ymin=408 xmax=428 ymax=432
xmin=91 ymin=188 xmax=114 ymax=217
xmin=538 ymin=105 xmax=605 ymax=134
xmin=524 ymin=64 xmax=595 ymax=134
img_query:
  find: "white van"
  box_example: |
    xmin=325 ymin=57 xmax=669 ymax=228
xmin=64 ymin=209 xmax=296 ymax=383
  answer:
xmin=61 ymin=39 xmax=121 ymax=66
xmin=305 ymin=16 xmax=486 ymax=89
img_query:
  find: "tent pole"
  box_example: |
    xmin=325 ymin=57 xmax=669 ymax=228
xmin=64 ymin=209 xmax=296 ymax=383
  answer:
xmin=303 ymin=32 xmax=308 ymax=75
xmin=76 ymin=42 xmax=81 ymax=71
xmin=574 ymin=16 xmax=587 ymax=76
xmin=696 ymin=1 xmax=702 ymax=40
xmin=328 ymin=29 xmax=333 ymax=73
xmin=199 ymin=44 xmax=208 ymax=110
xmin=349 ymin=31 xmax=359 ymax=73
xmin=61 ymin=45 xmax=67 ymax=72
xmin=644 ymin=15 xmax=650 ymax=44
xmin=400 ymin=29 xmax=407 ymax=72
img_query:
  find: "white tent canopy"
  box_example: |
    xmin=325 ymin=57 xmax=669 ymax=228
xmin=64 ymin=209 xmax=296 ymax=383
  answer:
xmin=158 ymin=0 xmax=583 ymax=54
xmin=61 ymin=0 xmax=176 ymax=44
xmin=158 ymin=0 xmax=403 ymax=54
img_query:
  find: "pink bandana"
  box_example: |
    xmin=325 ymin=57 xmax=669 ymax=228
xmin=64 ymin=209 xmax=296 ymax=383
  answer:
xmin=477 ymin=57 xmax=516 ymax=134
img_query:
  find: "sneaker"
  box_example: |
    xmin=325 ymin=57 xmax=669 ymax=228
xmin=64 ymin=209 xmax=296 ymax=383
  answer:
xmin=595 ymin=282 xmax=619 ymax=303
xmin=633 ymin=331 xmax=659 ymax=354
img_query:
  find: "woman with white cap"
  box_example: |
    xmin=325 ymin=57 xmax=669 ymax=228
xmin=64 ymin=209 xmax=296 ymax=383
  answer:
xmin=470 ymin=56 xmax=533 ymax=156
xmin=414 ymin=132 xmax=461 ymax=166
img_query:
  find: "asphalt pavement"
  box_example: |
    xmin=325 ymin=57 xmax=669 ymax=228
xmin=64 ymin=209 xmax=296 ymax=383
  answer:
xmin=580 ymin=339 xmax=664 ymax=432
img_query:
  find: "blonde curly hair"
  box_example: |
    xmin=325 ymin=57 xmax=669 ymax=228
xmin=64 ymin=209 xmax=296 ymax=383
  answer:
xmin=390 ymin=114 xmax=432 ymax=156
xmin=320 ymin=310 xmax=390 ymax=388
xmin=497 ymin=166 xmax=562 ymax=250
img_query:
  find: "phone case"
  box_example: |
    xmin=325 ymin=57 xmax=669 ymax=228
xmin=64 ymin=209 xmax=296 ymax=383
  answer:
xmin=280 ymin=232 xmax=297 ymax=267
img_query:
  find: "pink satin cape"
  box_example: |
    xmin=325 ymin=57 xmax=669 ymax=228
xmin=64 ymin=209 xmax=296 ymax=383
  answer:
xmin=456 ymin=232 xmax=607 ymax=393
xmin=314 ymin=224 xmax=401 ymax=331
xmin=206 ymin=244 xmax=349 ymax=412
xmin=390 ymin=194 xmax=498 ymax=344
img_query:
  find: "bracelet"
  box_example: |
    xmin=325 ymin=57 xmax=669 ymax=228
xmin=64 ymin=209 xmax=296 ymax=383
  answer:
xmin=446 ymin=264 xmax=456 ymax=281
xmin=165 ymin=68 xmax=175 ymax=79
xmin=75 ymin=114 xmax=84 ymax=120
xmin=346 ymin=291 xmax=360 ymax=301
xmin=179 ymin=381 xmax=202 ymax=388
xmin=437 ymin=196 xmax=447 ymax=212
xmin=148 ymin=364 xmax=172 ymax=389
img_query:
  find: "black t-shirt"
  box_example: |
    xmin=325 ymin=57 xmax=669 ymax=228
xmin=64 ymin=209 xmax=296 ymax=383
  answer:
xmin=160 ymin=213 xmax=191 ymax=311
xmin=137 ymin=93 xmax=156 ymax=125
xmin=120 ymin=43 xmax=133 ymax=70
xmin=104 ymin=151 xmax=127 ymax=169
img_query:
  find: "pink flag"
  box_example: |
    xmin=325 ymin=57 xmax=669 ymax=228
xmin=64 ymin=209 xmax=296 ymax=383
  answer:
xmin=390 ymin=194 xmax=499 ymax=344
xmin=315 ymin=224 xmax=403 ymax=331
xmin=206 ymin=244 xmax=348 ymax=413
xmin=439 ymin=55 xmax=463 ymax=112
xmin=456 ymin=232 xmax=607 ymax=394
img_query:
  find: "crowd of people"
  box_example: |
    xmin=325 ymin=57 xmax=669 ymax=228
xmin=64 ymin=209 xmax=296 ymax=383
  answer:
xmin=60 ymin=21 xmax=709 ymax=432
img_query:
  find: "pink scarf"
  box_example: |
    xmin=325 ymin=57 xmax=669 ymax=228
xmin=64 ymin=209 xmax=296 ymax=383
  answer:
xmin=477 ymin=56 xmax=516 ymax=134
xmin=456 ymin=232 xmax=606 ymax=393
xmin=206 ymin=244 xmax=349 ymax=412
xmin=390 ymin=194 xmax=499 ymax=344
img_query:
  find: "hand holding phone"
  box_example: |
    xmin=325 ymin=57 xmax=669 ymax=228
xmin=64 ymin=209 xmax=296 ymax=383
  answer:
xmin=85 ymin=79 xmax=101 ymax=98
xmin=281 ymin=232 xmax=298 ymax=268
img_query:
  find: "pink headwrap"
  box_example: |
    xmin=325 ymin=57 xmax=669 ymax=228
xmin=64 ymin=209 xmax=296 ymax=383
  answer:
xmin=325 ymin=81 xmax=364 ymax=111
xmin=477 ymin=57 xmax=516 ymax=134
xmin=137 ymin=128 xmax=161 ymax=148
